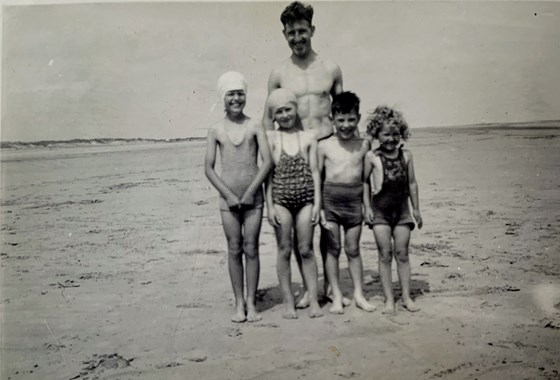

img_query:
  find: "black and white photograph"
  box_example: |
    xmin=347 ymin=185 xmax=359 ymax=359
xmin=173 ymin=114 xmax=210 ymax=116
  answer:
xmin=1 ymin=1 xmax=559 ymax=379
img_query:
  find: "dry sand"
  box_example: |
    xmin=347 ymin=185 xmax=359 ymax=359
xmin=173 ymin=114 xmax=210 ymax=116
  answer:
xmin=1 ymin=126 xmax=559 ymax=380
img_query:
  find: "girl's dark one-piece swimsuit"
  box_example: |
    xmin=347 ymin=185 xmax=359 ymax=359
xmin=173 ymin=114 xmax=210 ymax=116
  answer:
xmin=271 ymin=132 xmax=314 ymax=213
xmin=371 ymin=147 xmax=415 ymax=230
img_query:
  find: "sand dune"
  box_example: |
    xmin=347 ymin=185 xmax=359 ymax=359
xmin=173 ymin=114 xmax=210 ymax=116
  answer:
xmin=1 ymin=126 xmax=559 ymax=379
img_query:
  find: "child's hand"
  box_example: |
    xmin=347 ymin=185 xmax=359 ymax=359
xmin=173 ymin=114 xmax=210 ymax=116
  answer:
xmin=239 ymin=192 xmax=255 ymax=207
xmin=267 ymin=205 xmax=281 ymax=228
xmin=226 ymin=195 xmax=241 ymax=209
xmin=311 ymin=204 xmax=320 ymax=226
xmin=364 ymin=207 xmax=374 ymax=226
xmin=413 ymin=209 xmax=423 ymax=229
xmin=319 ymin=210 xmax=334 ymax=231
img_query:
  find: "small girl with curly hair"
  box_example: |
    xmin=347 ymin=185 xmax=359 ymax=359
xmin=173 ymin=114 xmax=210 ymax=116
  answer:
xmin=363 ymin=105 xmax=423 ymax=314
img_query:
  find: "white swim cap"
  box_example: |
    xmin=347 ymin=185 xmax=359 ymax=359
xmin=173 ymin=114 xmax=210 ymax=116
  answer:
xmin=217 ymin=71 xmax=247 ymax=104
xmin=266 ymin=88 xmax=297 ymax=118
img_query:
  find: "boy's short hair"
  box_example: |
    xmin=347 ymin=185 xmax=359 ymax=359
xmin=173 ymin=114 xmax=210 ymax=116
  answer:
xmin=366 ymin=105 xmax=410 ymax=140
xmin=281 ymin=1 xmax=314 ymax=26
xmin=331 ymin=92 xmax=360 ymax=116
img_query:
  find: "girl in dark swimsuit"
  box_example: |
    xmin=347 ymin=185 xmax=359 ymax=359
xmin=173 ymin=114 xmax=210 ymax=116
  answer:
xmin=363 ymin=105 xmax=423 ymax=315
xmin=265 ymin=89 xmax=324 ymax=319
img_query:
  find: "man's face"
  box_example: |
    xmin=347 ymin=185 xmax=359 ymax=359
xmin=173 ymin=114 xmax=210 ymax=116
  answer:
xmin=283 ymin=20 xmax=315 ymax=58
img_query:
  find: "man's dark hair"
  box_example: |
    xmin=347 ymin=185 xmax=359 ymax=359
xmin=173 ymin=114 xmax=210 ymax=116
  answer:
xmin=280 ymin=1 xmax=314 ymax=27
xmin=332 ymin=92 xmax=360 ymax=115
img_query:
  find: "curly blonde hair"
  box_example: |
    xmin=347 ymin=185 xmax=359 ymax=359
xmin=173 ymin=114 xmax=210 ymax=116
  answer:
xmin=366 ymin=105 xmax=410 ymax=140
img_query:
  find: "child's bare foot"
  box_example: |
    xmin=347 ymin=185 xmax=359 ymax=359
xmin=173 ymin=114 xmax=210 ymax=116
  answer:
xmin=231 ymin=305 xmax=247 ymax=323
xmin=308 ymin=302 xmax=324 ymax=318
xmin=282 ymin=305 xmax=298 ymax=319
xmin=326 ymin=286 xmax=352 ymax=307
xmin=329 ymin=297 xmax=344 ymax=314
xmin=246 ymin=306 xmax=262 ymax=322
xmin=295 ymin=292 xmax=310 ymax=309
xmin=354 ymin=295 xmax=376 ymax=312
xmin=402 ymin=298 xmax=420 ymax=312
xmin=381 ymin=301 xmax=396 ymax=315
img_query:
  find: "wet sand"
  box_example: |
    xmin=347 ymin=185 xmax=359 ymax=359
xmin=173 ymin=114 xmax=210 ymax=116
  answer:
xmin=1 ymin=125 xmax=559 ymax=379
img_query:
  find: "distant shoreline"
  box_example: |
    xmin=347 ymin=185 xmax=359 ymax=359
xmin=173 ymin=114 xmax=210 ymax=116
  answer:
xmin=0 ymin=137 xmax=206 ymax=150
xmin=2 ymin=120 xmax=559 ymax=149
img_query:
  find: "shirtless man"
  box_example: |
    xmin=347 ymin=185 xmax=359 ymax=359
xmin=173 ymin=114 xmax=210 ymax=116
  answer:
xmin=263 ymin=1 xmax=343 ymax=140
xmin=263 ymin=1 xmax=344 ymax=308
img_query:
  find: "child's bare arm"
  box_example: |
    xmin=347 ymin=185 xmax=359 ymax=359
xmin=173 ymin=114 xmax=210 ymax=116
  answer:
xmin=240 ymin=124 xmax=273 ymax=206
xmin=308 ymin=135 xmax=321 ymax=225
xmin=406 ymin=150 xmax=423 ymax=229
xmin=363 ymin=152 xmax=374 ymax=225
xmin=204 ymin=128 xmax=239 ymax=207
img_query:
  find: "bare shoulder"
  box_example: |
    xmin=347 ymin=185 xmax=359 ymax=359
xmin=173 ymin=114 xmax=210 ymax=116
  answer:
xmin=364 ymin=150 xmax=376 ymax=162
xmin=321 ymin=58 xmax=341 ymax=74
xmin=300 ymin=130 xmax=318 ymax=146
xmin=317 ymin=134 xmax=335 ymax=152
xmin=402 ymin=148 xmax=414 ymax=163
xmin=208 ymin=120 xmax=224 ymax=137
xmin=249 ymin=119 xmax=264 ymax=134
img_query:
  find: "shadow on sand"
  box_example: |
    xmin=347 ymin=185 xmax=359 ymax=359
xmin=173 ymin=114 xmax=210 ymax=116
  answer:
xmin=256 ymin=269 xmax=430 ymax=312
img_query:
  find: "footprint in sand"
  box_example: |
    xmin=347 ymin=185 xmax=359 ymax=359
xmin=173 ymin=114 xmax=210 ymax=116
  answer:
xmin=69 ymin=353 xmax=133 ymax=380
xmin=227 ymin=327 xmax=242 ymax=338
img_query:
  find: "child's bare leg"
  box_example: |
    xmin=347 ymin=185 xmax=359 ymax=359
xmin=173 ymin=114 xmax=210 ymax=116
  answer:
xmin=324 ymin=224 xmax=344 ymax=314
xmin=243 ymin=208 xmax=263 ymax=322
xmin=295 ymin=205 xmax=323 ymax=318
xmin=220 ymin=210 xmax=246 ymax=322
xmin=293 ymin=234 xmax=310 ymax=309
xmin=394 ymin=225 xmax=420 ymax=312
xmin=321 ymin=228 xmax=351 ymax=306
xmin=344 ymin=225 xmax=375 ymax=312
xmin=274 ymin=205 xmax=298 ymax=319
xmin=320 ymin=227 xmax=329 ymax=298
xmin=373 ymin=225 xmax=395 ymax=315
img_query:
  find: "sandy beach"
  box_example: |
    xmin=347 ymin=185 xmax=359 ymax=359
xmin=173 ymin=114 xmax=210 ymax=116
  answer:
xmin=1 ymin=125 xmax=559 ymax=380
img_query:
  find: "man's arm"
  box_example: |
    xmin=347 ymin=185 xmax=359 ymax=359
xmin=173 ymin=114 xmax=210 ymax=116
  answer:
xmin=262 ymin=69 xmax=282 ymax=131
xmin=330 ymin=63 xmax=343 ymax=97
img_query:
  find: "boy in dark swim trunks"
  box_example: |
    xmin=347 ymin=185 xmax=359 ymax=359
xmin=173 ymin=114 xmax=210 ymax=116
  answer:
xmin=317 ymin=92 xmax=376 ymax=314
xmin=265 ymin=88 xmax=323 ymax=319
xmin=363 ymin=105 xmax=423 ymax=315
xmin=205 ymin=71 xmax=272 ymax=323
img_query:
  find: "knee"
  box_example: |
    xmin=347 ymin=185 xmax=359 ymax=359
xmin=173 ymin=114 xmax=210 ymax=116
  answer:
xmin=228 ymin=240 xmax=243 ymax=258
xmin=344 ymin=244 xmax=360 ymax=259
xmin=297 ymin=244 xmax=314 ymax=260
xmin=277 ymin=243 xmax=291 ymax=260
xmin=243 ymin=240 xmax=259 ymax=260
xmin=327 ymin=241 xmax=341 ymax=258
xmin=395 ymin=249 xmax=409 ymax=264
xmin=378 ymin=249 xmax=393 ymax=264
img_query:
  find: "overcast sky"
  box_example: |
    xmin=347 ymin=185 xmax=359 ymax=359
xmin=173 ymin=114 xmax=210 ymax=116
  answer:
xmin=2 ymin=1 xmax=559 ymax=141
